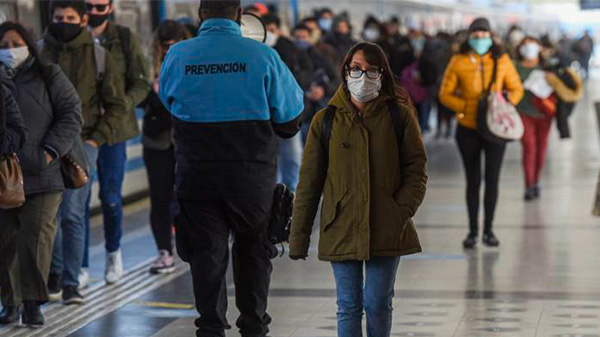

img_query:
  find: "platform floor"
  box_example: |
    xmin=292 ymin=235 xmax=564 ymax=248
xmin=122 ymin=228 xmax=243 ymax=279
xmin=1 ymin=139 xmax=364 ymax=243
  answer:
xmin=1 ymin=73 xmax=600 ymax=337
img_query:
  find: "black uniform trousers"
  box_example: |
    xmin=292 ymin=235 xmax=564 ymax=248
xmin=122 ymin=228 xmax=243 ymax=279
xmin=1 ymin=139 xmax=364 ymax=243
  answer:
xmin=176 ymin=197 xmax=273 ymax=337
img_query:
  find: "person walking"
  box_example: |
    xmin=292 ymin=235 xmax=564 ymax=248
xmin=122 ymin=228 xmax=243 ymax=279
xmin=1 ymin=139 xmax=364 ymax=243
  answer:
xmin=289 ymin=42 xmax=427 ymax=337
xmin=82 ymin=0 xmax=151 ymax=286
xmin=40 ymin=0 xmax=127 ymax=304
xmin=158 ymin=1 xmax=304 ymax=336
xmin=439 ymin=18 xmax=523 ymax=249
xmin=0 ymin=22 xmax=82 ymax=326
xmin=142 ymin=20 xmax=188 ymax=274
xmin=514 ymin=37 xmax=553 ymax=201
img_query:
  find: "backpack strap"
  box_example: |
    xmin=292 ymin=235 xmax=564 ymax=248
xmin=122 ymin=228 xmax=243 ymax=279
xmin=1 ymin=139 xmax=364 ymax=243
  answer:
xmin=93 ymin=42 xmax=106 ymax=83
xmin=321 ymin=105 xmax=336 ymax=168
xmin=388 ymin=101 xmax=406 ymax=163
xmin=116 ymin=25 xmax=132 ymax=69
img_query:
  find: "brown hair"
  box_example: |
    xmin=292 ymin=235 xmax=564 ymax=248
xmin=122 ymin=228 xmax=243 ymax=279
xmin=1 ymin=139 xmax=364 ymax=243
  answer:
xmin=340 ymin=42 xmax=411 ymax=104
xmin=152 ymin=20 xmax=188 ymax=77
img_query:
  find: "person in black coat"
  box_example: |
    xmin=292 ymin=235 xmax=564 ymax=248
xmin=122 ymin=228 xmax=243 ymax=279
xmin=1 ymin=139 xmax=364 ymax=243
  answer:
xmin=0 ymin=75 xmax=26 ymax=156
xmin=293 ymin=23 xmax=340 ymax=143
xmin=142 ymin=20 xmax=187 ymax=275
xmin=322 ymin=15 xmax=357 ymax=62
xmin=0 ymin=22 xmax=82 ymax=326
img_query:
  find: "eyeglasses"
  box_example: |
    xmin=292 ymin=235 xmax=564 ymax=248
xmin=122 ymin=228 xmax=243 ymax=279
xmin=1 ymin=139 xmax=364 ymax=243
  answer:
xmin=86 ymin=3 xmax=109 ymax=12
xmin=346 ymin=67 xmax=383 ymax=79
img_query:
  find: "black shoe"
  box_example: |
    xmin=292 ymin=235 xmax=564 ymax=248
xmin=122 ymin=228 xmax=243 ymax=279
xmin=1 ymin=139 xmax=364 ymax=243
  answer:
xmin=483 ymin=232 xmax=500 ymax=247
xmin=62 ymin=286 xmax=84 ymax=305
xmin=48 ymin=273 xmax=62 ymax=301
xmin=524 ymin=187 xmax=536 ymax=201
xmin=462 ymin=233 xmax=477 ymax=249
xmin=0 ymin=305 xmax=21 ymax=324
xmin=533 ymin=186 xmax=540 ymax=198
xmin=22 ymin=302 xmax=43 ymax=327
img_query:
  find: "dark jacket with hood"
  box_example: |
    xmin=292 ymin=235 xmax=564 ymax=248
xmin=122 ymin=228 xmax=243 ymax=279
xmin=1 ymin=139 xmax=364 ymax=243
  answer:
xmin=322 ymin=17 xmax=356 ymax=61
xmin=39 ymin=29 xmax=127 ymax=146
xmin=0 ymin=77 xmax=27 ymax=155
xmin=2 ymin=59 xmax=82 ymax=194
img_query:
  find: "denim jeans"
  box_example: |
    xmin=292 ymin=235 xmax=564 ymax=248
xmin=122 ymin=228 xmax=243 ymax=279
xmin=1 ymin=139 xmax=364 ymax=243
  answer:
xmin=82 ymin=141 xmax=127 ymax=267
xmin=277 ymin=133 xmax=303 ymax=193
xmin=51 ymin=143 xmax=99 ymax=287
xmin=331 ymin=257 xmax=401 ymax=337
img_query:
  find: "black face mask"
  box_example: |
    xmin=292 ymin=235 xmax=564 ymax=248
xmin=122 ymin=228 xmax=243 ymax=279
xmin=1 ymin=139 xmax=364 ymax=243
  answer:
xmin=49 ymin=22 xmax=82 ymax=42
xmin=88 ymin=13 xmax=109 ymax=28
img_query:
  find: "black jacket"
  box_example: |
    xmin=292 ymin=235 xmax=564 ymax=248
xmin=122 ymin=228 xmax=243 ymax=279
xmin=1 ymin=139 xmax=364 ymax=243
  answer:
xmin=274 ymin=37 xmax=314 ymax=90
xmin=4 ymin=60 xmax=82 ymax=194
xmin=322 ymin=32 xmax=356 ymax=62
xmin=0 ymin=75 xmax=27 ymax=156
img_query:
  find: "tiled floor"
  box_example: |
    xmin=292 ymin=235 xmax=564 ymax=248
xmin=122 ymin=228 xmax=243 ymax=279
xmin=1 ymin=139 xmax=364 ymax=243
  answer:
xmin=2 ymin=73 xmax=599 ymax=337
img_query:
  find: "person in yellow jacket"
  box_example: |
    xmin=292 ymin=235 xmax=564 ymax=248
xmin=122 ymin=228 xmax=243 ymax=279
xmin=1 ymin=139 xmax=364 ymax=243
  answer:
xmin=439 ymin=17 xmax=524 ymax=249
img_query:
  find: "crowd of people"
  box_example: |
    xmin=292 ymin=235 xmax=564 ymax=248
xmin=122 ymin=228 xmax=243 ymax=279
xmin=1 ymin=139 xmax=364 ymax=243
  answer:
xmin=0 ymin=0 xmax=593 ymax=336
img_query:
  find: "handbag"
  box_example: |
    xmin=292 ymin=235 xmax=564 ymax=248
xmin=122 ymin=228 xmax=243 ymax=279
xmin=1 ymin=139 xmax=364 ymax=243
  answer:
xmin=40 ymin=64 xmax=90 ymax=189
xmin=0 ymin=153 xmax=25 ymax=209
xmin=477 ymin=56 xmax=524 ymax=144
xmin=60 ymin=137 xmax=90 ymax=189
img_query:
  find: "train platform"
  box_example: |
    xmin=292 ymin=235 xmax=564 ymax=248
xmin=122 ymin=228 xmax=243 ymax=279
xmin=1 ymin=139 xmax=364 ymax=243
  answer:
xmin=1 ymin=74 xmax=600 ymax=337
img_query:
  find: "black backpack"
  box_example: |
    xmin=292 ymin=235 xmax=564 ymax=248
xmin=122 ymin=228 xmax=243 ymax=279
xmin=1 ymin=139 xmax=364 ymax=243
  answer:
xmin=321 ymin=101 xmax=407 ymax=167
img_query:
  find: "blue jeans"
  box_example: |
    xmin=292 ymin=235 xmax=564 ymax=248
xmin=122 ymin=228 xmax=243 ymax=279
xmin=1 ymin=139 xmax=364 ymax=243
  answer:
xmin=51 ymin=143 xmax=99 ymax=287
xmin=83 ymin=142 xmax=127 ymax=267
xmin=277 ymin=133 xmax=303 ymax=193
xmin=331 ymin=257 xmax=401 ymax=337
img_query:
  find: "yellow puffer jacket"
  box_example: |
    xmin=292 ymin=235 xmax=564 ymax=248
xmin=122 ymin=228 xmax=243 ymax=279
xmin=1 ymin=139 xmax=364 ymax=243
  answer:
xmin=439 ymin=52 xmax=524 ymax=129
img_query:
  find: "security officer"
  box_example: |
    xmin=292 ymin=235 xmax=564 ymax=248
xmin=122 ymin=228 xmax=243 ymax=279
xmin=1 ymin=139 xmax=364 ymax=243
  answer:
xmin=158 ymin=1 xmax=304 ymax=337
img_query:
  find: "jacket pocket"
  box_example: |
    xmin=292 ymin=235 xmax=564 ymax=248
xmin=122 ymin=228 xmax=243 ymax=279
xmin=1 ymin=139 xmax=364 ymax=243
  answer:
xmin=321 ymin=188 xmax=348 ymax=232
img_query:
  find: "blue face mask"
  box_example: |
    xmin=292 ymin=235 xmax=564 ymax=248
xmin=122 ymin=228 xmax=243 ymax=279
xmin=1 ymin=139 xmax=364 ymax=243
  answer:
xmin=469 ymin=37 xmax=493 ymax=55
xmin=319 ymin=18 xmax=333 ymax=32
xmin=295 ymin=40 xmax=311 ymax=50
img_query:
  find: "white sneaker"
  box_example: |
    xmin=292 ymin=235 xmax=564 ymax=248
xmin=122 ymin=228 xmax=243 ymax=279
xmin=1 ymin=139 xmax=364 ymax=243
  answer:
xmin=149 ymin=250 xmax=175 ymax=274
xmin=105 ymin=249 xmax=123 ymax=284
xmin=78 ymin=268 xmax=90 ymax=290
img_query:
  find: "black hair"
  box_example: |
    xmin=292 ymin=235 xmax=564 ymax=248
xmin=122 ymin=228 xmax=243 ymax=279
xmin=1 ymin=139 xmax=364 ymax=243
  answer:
xmin=319 ymin=8 xmax=333 ymax=16
xmin=49 ymin=0 xmax=87 ymax=19
xmin=262 ymin=14 xmax=281 ymax=28
xmin=0 ymin=22 xmax=45 ymax=74
xmin=293 ymin=23 xmax=311 ymax=35
xmin=198 ymin=0 xmax=240 ymax=20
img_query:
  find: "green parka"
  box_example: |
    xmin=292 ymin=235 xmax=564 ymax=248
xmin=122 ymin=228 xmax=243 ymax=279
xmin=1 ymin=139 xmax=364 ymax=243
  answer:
xmin=289 ymin=87 xmax=427 ymax=261
xmin=40 ymin=29 xmax=127 ymax=146
xmin=98 ymin=23 xmax=151 ymax=144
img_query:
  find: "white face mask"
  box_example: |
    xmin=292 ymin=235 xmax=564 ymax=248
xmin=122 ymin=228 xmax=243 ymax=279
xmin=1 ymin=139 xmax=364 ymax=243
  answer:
xmin=509 ymin=30 xmax=525 ymax=46
xmin=265 ymin=31 xmax=278 ymax=47
xmin=520 ymin=43 xmax=540 ymax=61
xmin=346 ymin=75 xmax=382 ymax=103
xmin=363 ymin=28 xmax=380 ymax=42
xmin=0 ymin=46 xmax=30 ymax=69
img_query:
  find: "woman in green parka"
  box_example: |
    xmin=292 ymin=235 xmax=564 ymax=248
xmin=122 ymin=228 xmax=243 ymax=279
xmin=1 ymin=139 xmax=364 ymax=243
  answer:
xmin=289 ymin=42 xmax=428 ymax=337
